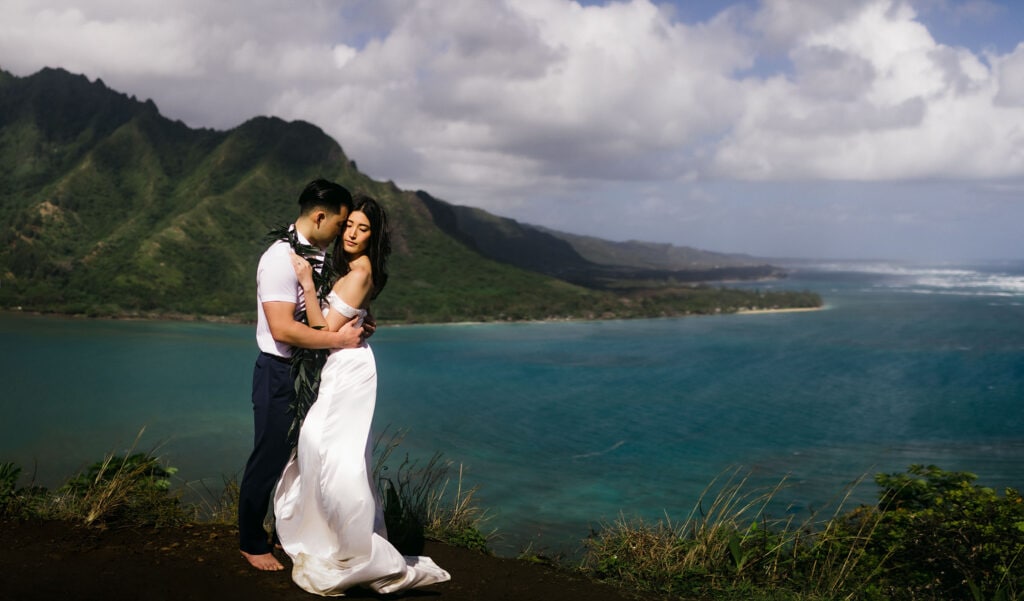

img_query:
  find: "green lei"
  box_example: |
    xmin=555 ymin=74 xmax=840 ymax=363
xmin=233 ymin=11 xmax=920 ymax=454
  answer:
xmin=266 ymin=224 xmax=337 ymax=445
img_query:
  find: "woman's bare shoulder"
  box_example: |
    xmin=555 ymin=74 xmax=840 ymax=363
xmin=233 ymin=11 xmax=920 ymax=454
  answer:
xmin=349 ymin=257 xmax=373 ymax=275
xmin=349 ymin=263 xmax=372 ymax=280
xmin=337 ymin=260 xmax=372 ymax=288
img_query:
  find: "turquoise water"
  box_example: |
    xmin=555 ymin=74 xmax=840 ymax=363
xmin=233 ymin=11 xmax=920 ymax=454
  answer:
xmin=2 ymin=261 xmax=1023 ymax=555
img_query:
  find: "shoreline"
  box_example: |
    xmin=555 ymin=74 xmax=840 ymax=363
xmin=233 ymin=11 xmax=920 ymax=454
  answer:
xmin=0 ymin=307 xmax=255 ymax=325
xmin=2 ymin=304 xmax=825 ymax=326
xmin=414 ymin=305 xmax=825 ymax=327
xmin=734 ymin=306 xmax=824 ymax=315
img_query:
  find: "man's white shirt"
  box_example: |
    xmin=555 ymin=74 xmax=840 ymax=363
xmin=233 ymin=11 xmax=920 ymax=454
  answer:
xmin=255 ymin=229 xmax=325 ymax=358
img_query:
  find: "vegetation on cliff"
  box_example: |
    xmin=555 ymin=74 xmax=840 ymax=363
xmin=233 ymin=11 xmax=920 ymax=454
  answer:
xmin=0 ymin=68 xmax=820 ymax=323
xmin=3 ymin=452 xmax=1019 ymax=600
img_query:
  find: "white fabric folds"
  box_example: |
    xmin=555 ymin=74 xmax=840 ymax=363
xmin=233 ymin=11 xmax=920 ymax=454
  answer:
xmin=326 ymin=291 xmax=362 ymax=320
xmin=273 ymin=308 xmax=450 ymax=596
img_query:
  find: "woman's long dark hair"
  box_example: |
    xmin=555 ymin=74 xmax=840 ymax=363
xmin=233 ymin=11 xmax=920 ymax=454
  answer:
xmin=331 ymin=193 xmax=391 ymax=299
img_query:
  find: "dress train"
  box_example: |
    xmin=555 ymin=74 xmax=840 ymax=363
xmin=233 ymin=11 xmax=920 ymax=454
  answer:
xmin=273 ymin=296 xmax=450 ymax=595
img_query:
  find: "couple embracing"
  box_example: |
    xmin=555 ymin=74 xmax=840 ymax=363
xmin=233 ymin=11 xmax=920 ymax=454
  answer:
xmin=238 ymin=179 xmax=450 ymax=595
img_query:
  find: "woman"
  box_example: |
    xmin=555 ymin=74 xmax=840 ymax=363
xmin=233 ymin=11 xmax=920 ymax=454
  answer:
xmin=273 ymin=194 xmax=450 ymax=596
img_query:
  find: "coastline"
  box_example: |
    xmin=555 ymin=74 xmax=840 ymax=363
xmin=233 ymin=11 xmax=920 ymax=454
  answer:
xmin=414 ymin=305 xmax=826 ymax=327
xmin=2 ymin=303 xmax=825 ymax=326
xmin=0 ymin=307 xmax=255 ymax=325
xmin=734 ymin=306 xmax=824 ymax=315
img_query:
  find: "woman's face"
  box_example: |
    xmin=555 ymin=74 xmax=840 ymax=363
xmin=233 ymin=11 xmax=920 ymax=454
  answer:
xmin=343 ymin=210 xmax=372 ymax=257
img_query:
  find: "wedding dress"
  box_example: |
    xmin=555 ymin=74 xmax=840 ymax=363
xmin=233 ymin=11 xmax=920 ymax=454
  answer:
xmin=273 ymin=293 xmax=450 ymax=596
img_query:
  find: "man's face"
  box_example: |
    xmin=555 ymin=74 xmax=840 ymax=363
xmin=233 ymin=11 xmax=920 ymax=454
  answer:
xmin=311 ymin=207 xmax=349 ymax=248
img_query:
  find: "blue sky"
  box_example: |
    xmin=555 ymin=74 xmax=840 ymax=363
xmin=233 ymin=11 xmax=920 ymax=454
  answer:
xmin=2 ymin=0 xmax=1023 ymax=260
xmin=634 ymin=0 xmax=1024 ymax=55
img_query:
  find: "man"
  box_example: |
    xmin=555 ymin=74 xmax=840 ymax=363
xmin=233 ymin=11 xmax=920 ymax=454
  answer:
xmin=239 ymin=179 xmax=367 ymax=571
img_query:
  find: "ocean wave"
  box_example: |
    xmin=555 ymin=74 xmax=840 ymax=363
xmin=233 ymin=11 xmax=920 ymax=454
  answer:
xmin=907 ymin=288 xmax=1019 ymax=298
xmin=910 ymin=274 xmax=1024 ymax=295
xmin=795 ymin=261 xmax=1024 ymax=297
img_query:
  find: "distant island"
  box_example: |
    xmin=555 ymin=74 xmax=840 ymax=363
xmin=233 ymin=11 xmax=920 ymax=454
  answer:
xmin=0 ymin=67 xmax=820 ymax=323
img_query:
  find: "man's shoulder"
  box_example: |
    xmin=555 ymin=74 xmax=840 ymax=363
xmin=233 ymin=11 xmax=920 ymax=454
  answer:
xmin=257 ymin=239 xmax=297 ymax=287
xmin=263 ymin=237 xmax=291 ymax=255
xmin=259 ymin=240 xmax=291 ymax=264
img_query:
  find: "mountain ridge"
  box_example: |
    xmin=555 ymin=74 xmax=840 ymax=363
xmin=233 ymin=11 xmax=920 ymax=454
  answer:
xmin=0 ymin=67 xmax=819 ymax=322
xmin=416 ymin=191 xmax=782 ymax=289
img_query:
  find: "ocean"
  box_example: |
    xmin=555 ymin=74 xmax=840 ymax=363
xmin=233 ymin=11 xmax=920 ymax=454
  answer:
xmin=2 ymin=260 xmax=1022 ymax=556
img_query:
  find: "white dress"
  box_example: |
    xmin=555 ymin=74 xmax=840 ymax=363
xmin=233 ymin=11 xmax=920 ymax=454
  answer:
xmin=273 ymin=292 xmax=451 ymax=596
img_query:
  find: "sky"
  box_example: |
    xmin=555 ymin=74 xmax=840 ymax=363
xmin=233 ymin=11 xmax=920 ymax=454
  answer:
xmin=2 ymin=0 xmax=1023 ymax=261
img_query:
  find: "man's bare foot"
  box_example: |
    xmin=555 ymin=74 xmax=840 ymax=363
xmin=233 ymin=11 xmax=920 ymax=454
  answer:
xmin=241 ymin=550 xmax=284 ymax=571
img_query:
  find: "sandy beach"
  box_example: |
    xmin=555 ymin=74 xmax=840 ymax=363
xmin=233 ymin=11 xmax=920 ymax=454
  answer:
xmin=734 ymin=306 xmax=824 ymax=315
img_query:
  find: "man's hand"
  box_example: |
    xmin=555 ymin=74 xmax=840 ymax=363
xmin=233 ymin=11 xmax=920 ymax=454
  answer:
xmin=265 ymin=301 xmax=353 ymax=351
xmin=333 ymin=319 xmax=365 ymax=349
xmin=362 ymin=311 xmax=377 ymax=340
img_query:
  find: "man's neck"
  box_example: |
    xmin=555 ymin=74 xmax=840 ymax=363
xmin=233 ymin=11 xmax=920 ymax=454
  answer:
xmin=293 ymin=219 xmax=326 ymax=250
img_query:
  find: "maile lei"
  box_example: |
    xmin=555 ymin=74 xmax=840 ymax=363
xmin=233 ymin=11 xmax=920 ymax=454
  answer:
xmin=266 ymin=224 xmax=338 ymax=445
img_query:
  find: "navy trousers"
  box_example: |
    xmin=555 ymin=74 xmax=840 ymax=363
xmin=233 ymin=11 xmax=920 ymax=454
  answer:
xmin=238 ymin=352 xmax=294 ymax=554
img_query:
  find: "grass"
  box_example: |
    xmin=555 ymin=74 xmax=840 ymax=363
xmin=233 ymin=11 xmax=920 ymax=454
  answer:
xmin=11 ymin=430 xmax=192 ymax=528
xmin=581 ymin=468 xmax=893 ymax=600
xmin=3 ymin=442 xmax=1021 ymax=601
xmin=374 ymin=427 xmax=492 ymax=553
xmin=582 ymin=469 xmax=784 ymax=593
xmin=0 ymin=427 xmax=491 ymax=555
xmin=580 ymin=466 xmax=1024 ymax=601
xmin=187 ymin=474 xmax=240 ymax=525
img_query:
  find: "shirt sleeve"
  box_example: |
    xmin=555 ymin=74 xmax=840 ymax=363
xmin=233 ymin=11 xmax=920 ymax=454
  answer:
xmin=257 ymin=242 xmax=299 ymax=304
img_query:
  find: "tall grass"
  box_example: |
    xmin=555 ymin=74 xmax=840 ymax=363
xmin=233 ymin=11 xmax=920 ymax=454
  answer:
xmin=0 ymin=430 xmax=192 ymax=528
xmin=176 ymin=427 xmax=492 ymax=553
xmin=186 ymin=474 xmax=240 ymax=525
xmin=582 ymin=467 xmax=880 ymax=599
xmin=374 ymin=428 xmax=491 ymax=552
xmin=802 ymin=474 xmax=889 ymax=599
xmin=46 ymin=431 xmax=190 ymax=527
xmin=4 ymin=443 xmax=1021 ymax=600
xmin=423 ymin=462 xmax=490 ymax=550
xmin=583 ymin=465 xmax=1024 ymax=600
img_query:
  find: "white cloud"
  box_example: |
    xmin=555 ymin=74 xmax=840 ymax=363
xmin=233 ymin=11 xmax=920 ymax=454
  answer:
xmin=994 ymin=43 xmax=1024 ymax=106
xmin=1 ymin=3 xmax=201 ymax=77
xmin=712 ymin=0 xmax=1024 ymax=180
xmin=1 ymin=0 xmax=1023 ymax=259
xmin=751 ymin=0 xmax=875 ymax=51
xmin=4 ymin=0 xmax=1021 ymax=187
xmin=239 ymin=0 xmax=756 ymax=209
xmin=332 ymin=45 xmax=358 ymax=69
xmin=912 ymin=0 xmax=1004 ymax=25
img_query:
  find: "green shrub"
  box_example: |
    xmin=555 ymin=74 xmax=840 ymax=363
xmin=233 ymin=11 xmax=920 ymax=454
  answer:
xmin=0 ymin=461 xmax=49 ymax=518
xmin=0 ymin=462 xmax=21 ymax=515
xmin=52 ymin=451 xmax=190 ymax=527
xmin=582 ymin=470 xmax=825 ymax=597
xmin=864 ymin=465 xmax=1024 ymax=600
xmin=583 ymin=466 xmax=1024 ymax=601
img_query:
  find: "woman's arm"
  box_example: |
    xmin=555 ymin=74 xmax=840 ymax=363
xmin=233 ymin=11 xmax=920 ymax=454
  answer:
xmin=290 ymin=253 xmax=328 ymax=329
xmin=322 ymin=268 xmax=373 ymax=332
xmin=263 ymin=301 xmax=364 ymax=349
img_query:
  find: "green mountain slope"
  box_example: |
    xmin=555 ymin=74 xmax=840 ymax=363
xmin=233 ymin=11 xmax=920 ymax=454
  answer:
xmin=0 ymin=68 xmax=819 ymax=322
xmin=419 ymin=191 xmax=784 ymax=288
xmin=532 ymin=227 xmax=762 ymax=270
